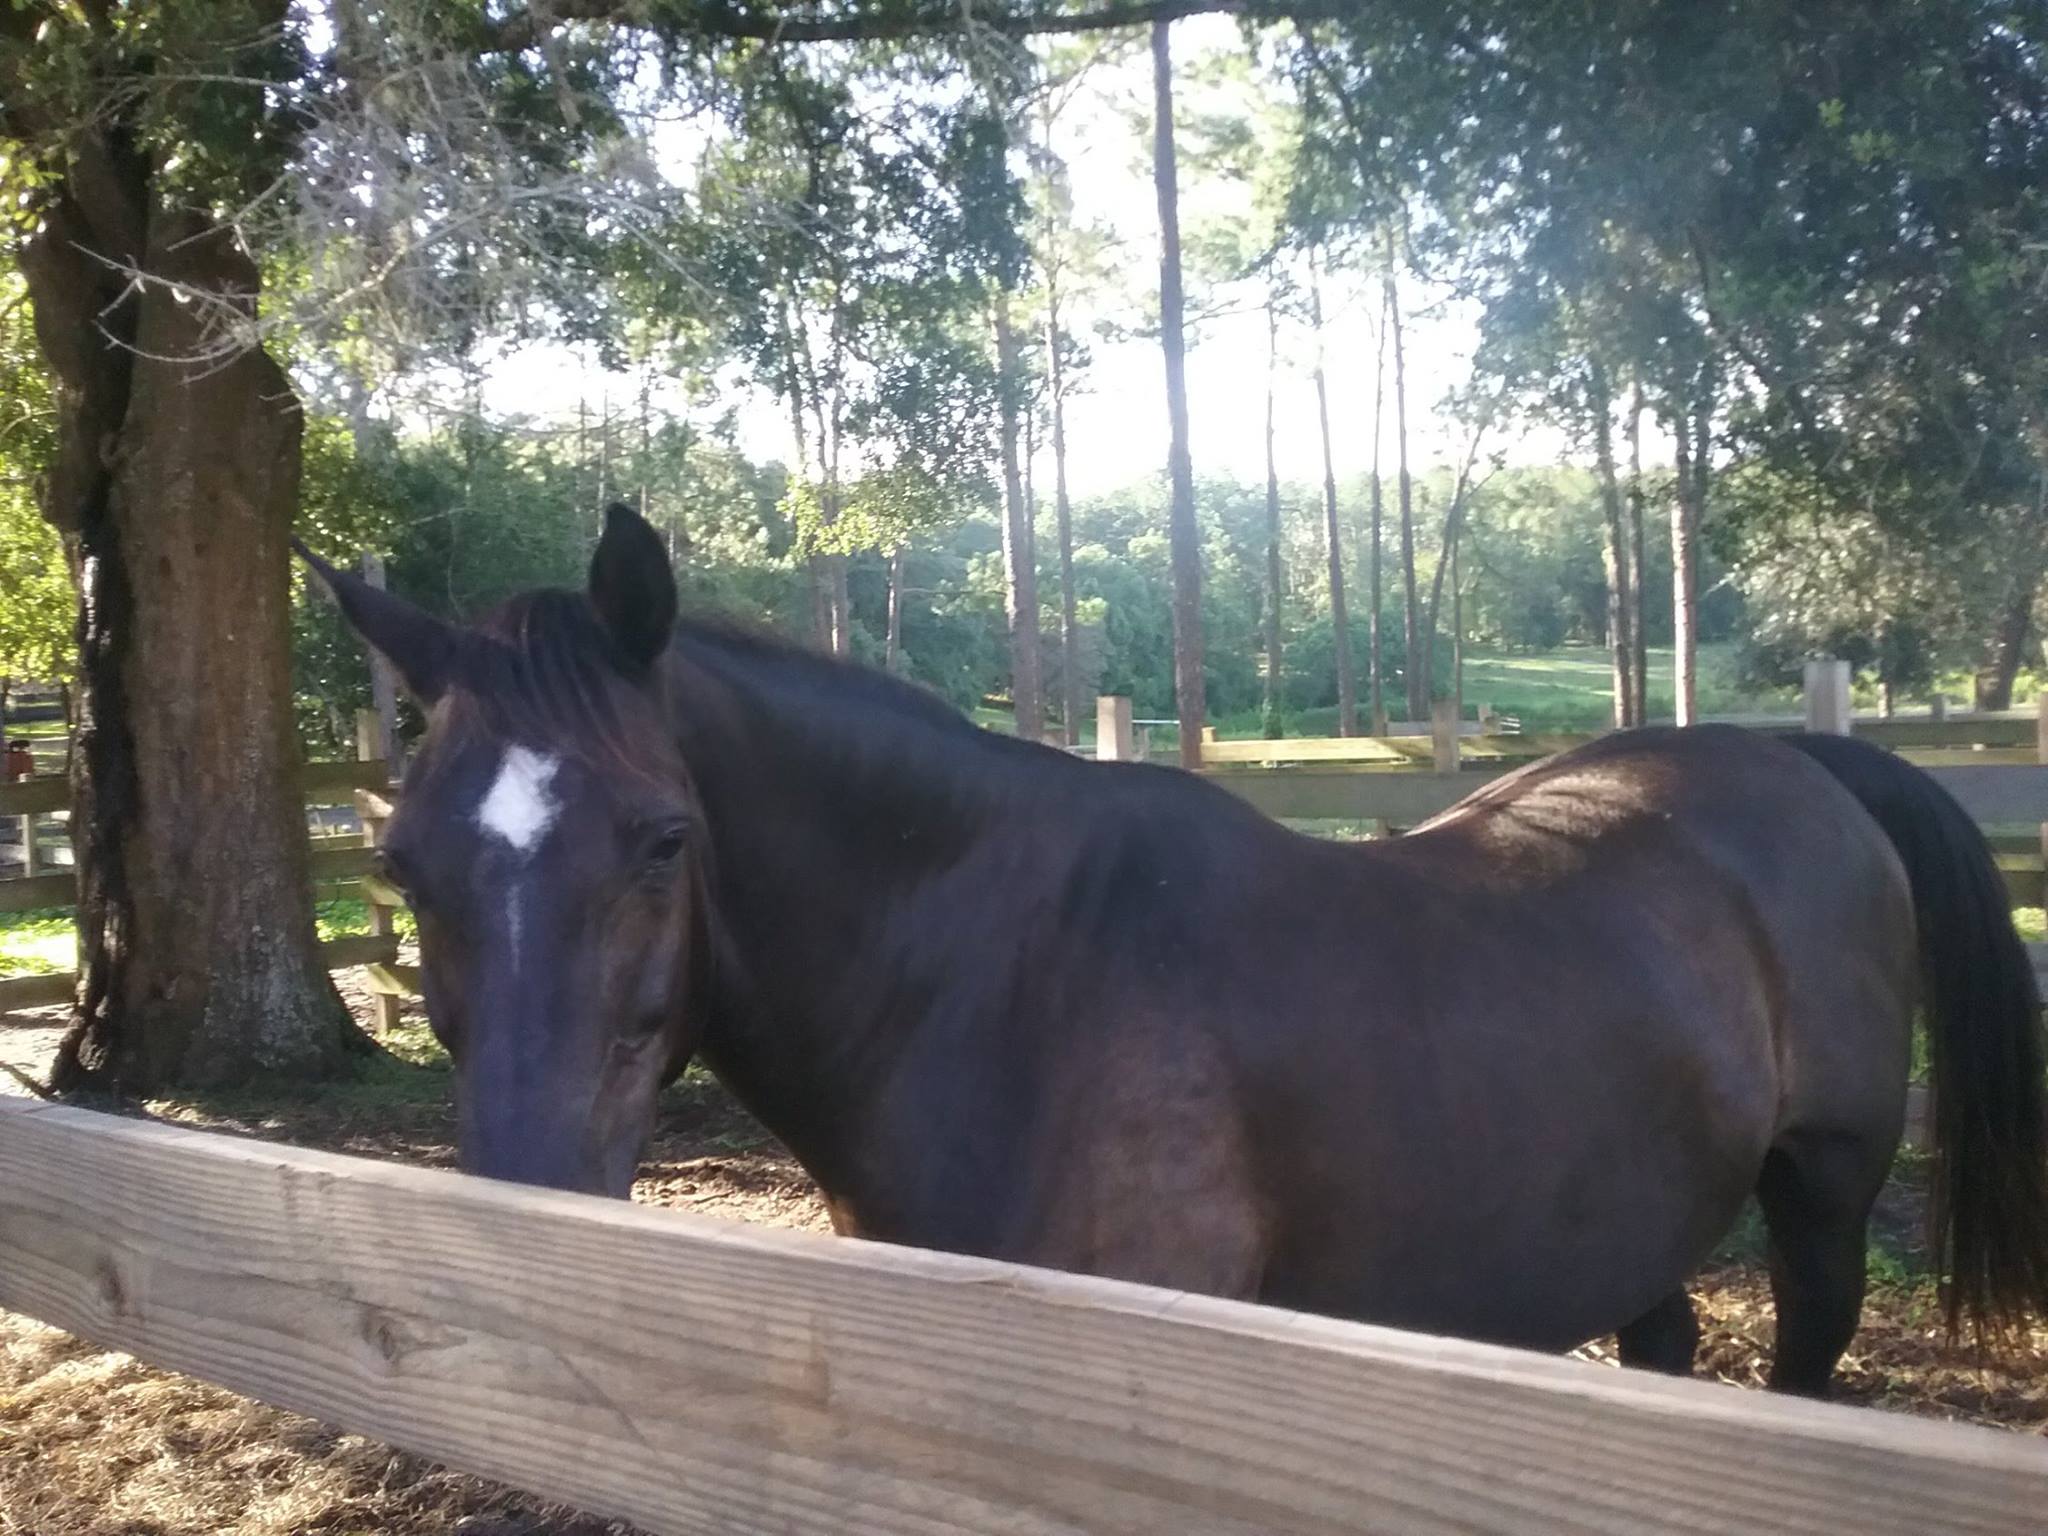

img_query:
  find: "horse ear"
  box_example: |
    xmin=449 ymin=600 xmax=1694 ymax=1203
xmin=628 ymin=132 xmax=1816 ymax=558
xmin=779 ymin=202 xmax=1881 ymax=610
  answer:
xmin=294 ymin=540 xmax=463 ymax=704
xmin=588 ymin=502 xmax=677 ymax=674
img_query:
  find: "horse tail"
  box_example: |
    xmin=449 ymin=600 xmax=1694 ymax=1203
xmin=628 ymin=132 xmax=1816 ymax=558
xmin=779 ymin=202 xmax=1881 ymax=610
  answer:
xmin=1783 ymin=731 xmax=2048 ymax=1339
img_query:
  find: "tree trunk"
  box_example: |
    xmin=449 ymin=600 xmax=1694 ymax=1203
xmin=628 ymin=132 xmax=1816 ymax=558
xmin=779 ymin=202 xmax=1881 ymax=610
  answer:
xmin=1309 ymin=253 xmax=1356 ymax=736
xmin=1048 ymin=279 xmax=1081 ymax=747
xmin=885 ymin=544 xmax=905 ymax=674
xmin=1590 ymin=361 xmax=1635 ymax=729
xmin=1590 ymin=364 xmax=1634 ymax=727
xmin=993 ymin=290 xmax=1043 ymax=742
xmin=1419 ymin=424 xmax=1488 ymax=704
xmin=1451 ymin=530 xmax=1464 ymax=719
xmin=1626 ymin=375 xmax=1649 ymax=725
xmin=1974 ymin=576 xmax=2037 ymax=711
xmin=1152 ymin=19 xmax=1206 ymax=767
xmin=1671 ymin=402 xmax=1705 ymax=725
xmin=1262 ymin=291 xmax=1285 ymax=737
xmin=1386 ymin=240 xmax=1421 ymax=723
xmin=25 ymin=184 xmax=352 ymax=1092
xmin=1368 ymin=281 xmax=1389 ymax=734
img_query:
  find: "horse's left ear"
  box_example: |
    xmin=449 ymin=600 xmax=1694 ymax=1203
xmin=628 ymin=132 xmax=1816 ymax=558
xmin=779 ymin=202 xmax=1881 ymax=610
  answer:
xmin=588 ymin=502 xmax=677 ymax=674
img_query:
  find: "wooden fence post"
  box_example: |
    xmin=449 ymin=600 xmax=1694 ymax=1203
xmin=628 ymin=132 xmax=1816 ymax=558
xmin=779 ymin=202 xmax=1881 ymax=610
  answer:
xmin=1096 ymin=696 xmax=1135 ymax=763
xmin=1804 ymin=658 xmax=1852 ymax=735
xmin=355 ymin=710 xmax=401 ymax=1035
xmin=1431 ymin=698 xmax=1461 ymax=773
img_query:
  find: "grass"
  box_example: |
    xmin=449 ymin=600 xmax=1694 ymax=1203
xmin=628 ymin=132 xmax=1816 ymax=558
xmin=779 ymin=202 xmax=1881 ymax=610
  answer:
xmin=0 ymin=910 xmax=78 ymax=974
xmin=0 ymin=897 xmax=418 ymax=980
xmin=1211 ymin=642 xmax=1793 ymax=738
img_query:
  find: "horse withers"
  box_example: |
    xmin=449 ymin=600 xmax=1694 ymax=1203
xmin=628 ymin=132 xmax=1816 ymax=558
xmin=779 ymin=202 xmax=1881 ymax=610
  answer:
xmin=299 ymin=505 xmax=2048 ymax=1395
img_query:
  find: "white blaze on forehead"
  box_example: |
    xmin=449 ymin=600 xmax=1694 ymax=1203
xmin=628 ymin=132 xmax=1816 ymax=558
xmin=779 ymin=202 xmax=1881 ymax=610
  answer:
xmin=475 ymin=746 xmax=562 ymax=854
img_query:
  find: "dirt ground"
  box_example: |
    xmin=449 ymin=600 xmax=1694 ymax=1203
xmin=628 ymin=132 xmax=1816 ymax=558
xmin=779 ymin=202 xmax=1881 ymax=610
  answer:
xmin=3 ymin=977 xmax=2045 ymax=1536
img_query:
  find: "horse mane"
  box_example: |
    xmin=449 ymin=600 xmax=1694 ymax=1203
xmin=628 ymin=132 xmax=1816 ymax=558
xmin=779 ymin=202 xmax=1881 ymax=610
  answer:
xmin=669 ymin=611 xmax=985 ymax=740
xmin=448 ymin=588 xmax=674 ymax=779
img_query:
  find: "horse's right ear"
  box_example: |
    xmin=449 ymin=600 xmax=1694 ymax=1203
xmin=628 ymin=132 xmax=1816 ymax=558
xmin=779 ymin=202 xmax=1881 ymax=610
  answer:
xmin=588 ymin=502 xmax=677 ymax=674
xmin=293 ymin=540 xmax=462 ymax=704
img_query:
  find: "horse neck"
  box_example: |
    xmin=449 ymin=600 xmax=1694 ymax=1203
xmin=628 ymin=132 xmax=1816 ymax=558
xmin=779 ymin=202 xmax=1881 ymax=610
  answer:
xmin=664 ymin=633 xmax=1048 ymax=1188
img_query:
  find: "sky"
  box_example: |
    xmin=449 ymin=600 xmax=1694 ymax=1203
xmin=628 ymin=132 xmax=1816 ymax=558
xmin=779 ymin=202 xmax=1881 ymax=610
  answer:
xmin=479 ymin=16 xmax=1572 ymax=500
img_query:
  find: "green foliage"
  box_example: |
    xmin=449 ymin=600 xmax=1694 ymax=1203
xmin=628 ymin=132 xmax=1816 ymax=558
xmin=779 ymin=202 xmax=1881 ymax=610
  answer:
xmin=0 ymin=266 xmax=69 ymax=686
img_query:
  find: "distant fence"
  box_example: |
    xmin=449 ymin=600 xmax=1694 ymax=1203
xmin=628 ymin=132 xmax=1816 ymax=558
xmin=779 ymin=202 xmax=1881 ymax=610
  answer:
xmin=2 ymin=1098 xmax=2044 ymax=1535
xmin=0 ymin=735 xmax=395 ymax=1014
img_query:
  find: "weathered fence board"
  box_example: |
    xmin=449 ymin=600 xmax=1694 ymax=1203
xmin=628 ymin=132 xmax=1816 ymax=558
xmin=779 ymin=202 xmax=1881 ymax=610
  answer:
xmin=0 ymin=757 xmax=388 ymax=819
xmin=0 ymin=933 xmax=396 ymax=1014
xmin=0 ymin=843 xmax=380 ymax=916
xmin=0 ymin=1101 xmax=2042 ymax=1536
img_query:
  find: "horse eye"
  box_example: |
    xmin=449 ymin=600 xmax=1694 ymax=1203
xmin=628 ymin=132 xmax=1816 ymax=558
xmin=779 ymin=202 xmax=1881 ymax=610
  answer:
xmin=644 ymin=824 xmax=691 ymax=869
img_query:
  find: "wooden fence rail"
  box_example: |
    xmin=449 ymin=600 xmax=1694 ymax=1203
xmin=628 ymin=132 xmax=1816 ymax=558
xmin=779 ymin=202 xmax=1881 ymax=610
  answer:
xmin=0 ymin=755 xmax=392 ymax=1013
xmin=1 ymin=1099 xmax=2043 ymax=1535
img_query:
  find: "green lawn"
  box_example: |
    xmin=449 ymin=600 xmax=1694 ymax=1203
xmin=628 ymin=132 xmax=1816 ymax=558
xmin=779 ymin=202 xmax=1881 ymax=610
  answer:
xmin=1211 ymin=641 xmax=1791 ymax=737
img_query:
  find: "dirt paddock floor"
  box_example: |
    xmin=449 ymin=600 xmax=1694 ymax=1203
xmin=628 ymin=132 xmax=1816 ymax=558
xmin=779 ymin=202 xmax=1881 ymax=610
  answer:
xmin=3 ymin=979 xmax=2045 ymax=1536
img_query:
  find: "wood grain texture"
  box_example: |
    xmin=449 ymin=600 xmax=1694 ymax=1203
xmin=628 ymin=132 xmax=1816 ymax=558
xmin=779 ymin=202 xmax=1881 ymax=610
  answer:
xmin=2 ymin=1101 xmax=2043 ymax=1536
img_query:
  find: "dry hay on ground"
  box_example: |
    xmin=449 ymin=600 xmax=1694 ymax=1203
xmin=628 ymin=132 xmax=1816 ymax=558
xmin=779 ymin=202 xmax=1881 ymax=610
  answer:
xmin=0 ymin=1310 xmax=637 ymax=1536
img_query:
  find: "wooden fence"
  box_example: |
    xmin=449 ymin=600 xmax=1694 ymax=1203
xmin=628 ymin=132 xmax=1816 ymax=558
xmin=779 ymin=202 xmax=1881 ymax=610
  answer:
xmin=1 ymin=1097 xmax=2044 ymax=1535
xmin=0 ymin=754 xmax=392 ymax=1013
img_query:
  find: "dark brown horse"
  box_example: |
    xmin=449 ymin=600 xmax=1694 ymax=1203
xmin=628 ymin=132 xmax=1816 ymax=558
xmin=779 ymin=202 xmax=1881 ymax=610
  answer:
xmin=300 ymin=505 xmax=2048 ymax=1394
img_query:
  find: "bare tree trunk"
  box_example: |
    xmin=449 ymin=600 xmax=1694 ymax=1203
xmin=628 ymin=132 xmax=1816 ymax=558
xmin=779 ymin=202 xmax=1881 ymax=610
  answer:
xmin=1387 ymin=238 xmax=1421 ymax=723
xmin=1368 ymin=281 xmax=1388 ymax=734
xmin=1309 ymin=253 xmax=1357 ymax=736
xmin=1262 ymin=290 xmax=1285 ymax=737
xmin=1419 ymin=422 xmax=1489 ymax=704
xmin=885 ymin=544 xmax=905 ymax=674
xmin=1590 ymin=361 xmax=1635 ymax=729
xmin=1152 ymin=19 xmax=1206 ymax=767
xmin=1047 ymin=299 xmax=1080 ymax=747
xmin=994 ymin=290 xmax=1043 ymax=741
xmin=1626 ymin=374 xmax=1649 ymax=724
xmin=26 ymin=183 xmax=351 ymax=1092
xmin=1974 ymin=573 xmax=2039 ymax=710
xmin=1451 ymin=531 xmax=1465 ymax=719
xmin=1671 ymin=403 xmax=1704 ymax=725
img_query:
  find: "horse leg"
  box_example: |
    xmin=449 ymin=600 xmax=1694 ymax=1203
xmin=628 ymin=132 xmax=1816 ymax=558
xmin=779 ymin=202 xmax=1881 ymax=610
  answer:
xmin=1754 ymin=1137 xmax=1878 ymax=1396
xmin=1616 ymin=1289 xmax=1699 ymax=1375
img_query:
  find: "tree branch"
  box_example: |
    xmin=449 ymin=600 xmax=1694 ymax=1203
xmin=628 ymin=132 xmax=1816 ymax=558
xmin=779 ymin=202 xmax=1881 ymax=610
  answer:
xmin=481 ymin=0 xmax=1256 ymax=53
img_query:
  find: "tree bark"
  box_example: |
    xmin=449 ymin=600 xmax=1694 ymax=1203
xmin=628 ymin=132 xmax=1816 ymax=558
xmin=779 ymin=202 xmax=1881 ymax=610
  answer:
xmin=885 ymin=544 xmax=905 ymax=674
xmin=1670 ymin=401 xmax=1706 ymax=725
xmin=1261 ymin=290 xmax=1285 ymax=737
xmin=1047 ymin=296 xmax=1080 ymax=747
xmin=993 ymin=290 xmax=1043 ymax=741
xmin=1974 ymin=575 xmax=2038 ymax=711
xmin=1386 ymin=239 xmax=1421 ymax=723
xmin=1309 ymin=252 xmax=1356 ymax=736
xmin=1368 ymin=280 xmax=1388 ymax=734
xmin=25 ymin=182 xmax=352 ymax=1092
xmin=1626 ymin=374 xmax=1649 ymax=725
xmin=1451 ymin=530 xmax=1464 ymax=718
xmin=1152 ymin=19 xmax=1206 ymax=767
xmin=1419 ymin=423 xmax=1488 ymax=705
xmin=1590 ymin=360 xmax=1635 ymax=729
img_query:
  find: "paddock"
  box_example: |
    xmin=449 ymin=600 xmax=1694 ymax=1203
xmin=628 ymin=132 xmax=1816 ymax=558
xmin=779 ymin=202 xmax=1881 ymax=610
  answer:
xmin=3 ymin=685 xmax=2047 ymax=1532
